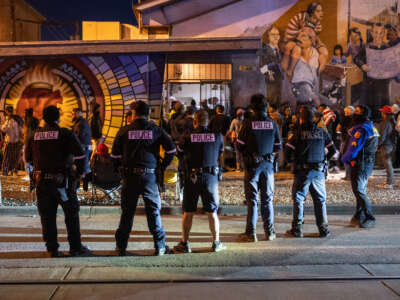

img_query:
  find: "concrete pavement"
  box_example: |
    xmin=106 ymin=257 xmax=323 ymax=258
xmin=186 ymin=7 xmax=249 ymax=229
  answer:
xmin=0 ymin=214 xmax=400 ymax=299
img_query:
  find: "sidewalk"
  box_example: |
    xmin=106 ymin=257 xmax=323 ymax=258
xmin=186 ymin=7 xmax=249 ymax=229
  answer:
xmin=1 ymin=214 xmax=400 ymax=299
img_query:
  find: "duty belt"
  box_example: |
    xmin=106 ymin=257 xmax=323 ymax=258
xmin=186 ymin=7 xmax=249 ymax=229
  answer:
xmin=82 ymin=145 xmax=92 ymax=151
xmin=129 ymin=167 xmax=155 ymax=174
xmin=295 ymin=162 xmax=324 ymax=171
xmin=190 ymin=166 xmax=219 ymax=174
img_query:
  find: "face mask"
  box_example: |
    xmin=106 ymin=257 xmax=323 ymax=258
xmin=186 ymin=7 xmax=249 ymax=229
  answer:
xmin=353 ymin=114 xmax=366 ymax=125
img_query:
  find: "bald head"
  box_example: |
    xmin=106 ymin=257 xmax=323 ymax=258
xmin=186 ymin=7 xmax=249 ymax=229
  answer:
xmin=194 ymin=109 xmax=209 ymax=128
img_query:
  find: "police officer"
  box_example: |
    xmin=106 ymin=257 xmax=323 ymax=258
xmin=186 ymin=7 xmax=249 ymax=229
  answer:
xmin=112 ymin=101 xmax=176 ymax=256
xmin=173 ymin=109 xmax=226 ymax=253
xmin=236 ymin=94 xmax=282 ymax=242
xmin=25 ymin=106 xmax=90 ymax=257
xmin=285 ymin=105 xmax=337 ymax=237
xmin=341 ymin=105 xmax=379 ymax=228
xmin=174 ymin=106 xmax=196 ymax=202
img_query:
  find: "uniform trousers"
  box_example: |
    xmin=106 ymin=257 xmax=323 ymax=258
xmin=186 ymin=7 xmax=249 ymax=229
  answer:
xmin=292 ymin=169 xmax=328 ymax=227
xmin=115 ymin=173 xmax=166 ymax=250
xmin=36 ymin=178 xmax=82 ymax=252
xmin=244 ymin=161 xmax=275 ymax=234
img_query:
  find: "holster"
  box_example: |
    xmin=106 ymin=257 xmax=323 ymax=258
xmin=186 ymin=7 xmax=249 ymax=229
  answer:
xmin=244 ymin=153 xmax=274 ymax=168
xmin=34 ymin=171 xmax=67 ymax=188
xmin=294 ymin=162 xmax=324 ymax=173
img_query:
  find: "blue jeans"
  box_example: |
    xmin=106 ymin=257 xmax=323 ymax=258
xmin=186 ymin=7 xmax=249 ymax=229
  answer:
xmin=115 ymin=173 xmax=166 ymax=250
xmin=244 ymin=161 xmax=275 ymax=234
xmin=83 ymin=149 xmax=91 ymax=174
xmin=350 ymin=161 xmax=375 ymax=221
xmin=292 ymin=169 xmax=328 ymax=227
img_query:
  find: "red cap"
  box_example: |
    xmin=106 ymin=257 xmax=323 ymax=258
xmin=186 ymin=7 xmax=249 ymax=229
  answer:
xmin=379 ymin=105 xmax=392 ymax=114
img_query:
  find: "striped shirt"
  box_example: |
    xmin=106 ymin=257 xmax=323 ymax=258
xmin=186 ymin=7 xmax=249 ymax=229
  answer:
xmin=284 ymin=12 xmax=321 ymax=42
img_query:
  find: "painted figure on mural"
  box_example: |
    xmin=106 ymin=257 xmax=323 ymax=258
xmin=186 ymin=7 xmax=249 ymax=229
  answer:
xmin=14 ymin=65 xmax=63 ymax=120
xmin=286 ymin=27 xmax=331 ymax=108
xmin=344 ymin=27 xmax=364 ymax=62
xmin=282 ymin=2 xmax=329 ymax=80
xmin=354 ymin=23 xmax=391 ymax=119
xmin=259 ymin=26 xmax=283 ymax=107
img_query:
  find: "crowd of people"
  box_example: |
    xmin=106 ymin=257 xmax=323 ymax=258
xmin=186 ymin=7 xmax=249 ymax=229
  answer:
xmin=0 ymin=88 xmax=398 ymax=257
xmin=164 ymin=97 xmax=400 ymax=190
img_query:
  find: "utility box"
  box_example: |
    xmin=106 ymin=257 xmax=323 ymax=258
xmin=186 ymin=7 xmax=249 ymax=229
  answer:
xmin=82 ymin=21 xmax=121 ymax=40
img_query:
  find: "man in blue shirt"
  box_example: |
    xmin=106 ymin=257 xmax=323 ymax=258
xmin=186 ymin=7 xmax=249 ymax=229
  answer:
xmin=341 ymin=105 xmax=379 ymax=228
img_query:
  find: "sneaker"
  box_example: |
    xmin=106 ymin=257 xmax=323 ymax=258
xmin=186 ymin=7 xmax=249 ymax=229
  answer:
xmin=70 ymin=245 xmax=92 ymax=257
xmin=236 ymin=233 xmax=258 ymax=243
xmin=155 ymin=245 xmax=171 ymax=256
xmin=173 ymin=241 xmax=192 ymax=254
xmin=349 ymin=215 xmax=361 ymax=227
xmin=212 ymin=240 xmax=227 ymax=252
xmin=360 ymin=218 xmax=376 ymax=229
xmin=49 ymin=250 xmax=66 ymax=258
xmin=286 ymin=228 xmax=303 ymax=238
xmin=318 ymin=226 xmax=331 ymax=238
xmin=265 ymin=230 xmax=276 ymax=241
xmin=115 ymin=247 xmax=126 ymax=256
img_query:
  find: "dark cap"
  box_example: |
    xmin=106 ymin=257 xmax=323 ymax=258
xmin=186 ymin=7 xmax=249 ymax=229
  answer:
xmin=250 ymin=94 xmax=268 ymax=111
xmin=131 ymin=100 xmax=149 ymax=117
xmin=43 ymin=105 xmax=60 ymax=124
xmin=299 ymin=105 xmax=315 ymax=125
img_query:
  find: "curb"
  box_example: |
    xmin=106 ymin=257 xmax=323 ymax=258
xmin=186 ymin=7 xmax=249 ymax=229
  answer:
xmin=1 ymin=205 xmax=399 ymax=217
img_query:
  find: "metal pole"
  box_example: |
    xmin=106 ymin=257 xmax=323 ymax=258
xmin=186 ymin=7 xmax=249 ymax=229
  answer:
xmin=347 ymin=0 xmax=351 ymax=43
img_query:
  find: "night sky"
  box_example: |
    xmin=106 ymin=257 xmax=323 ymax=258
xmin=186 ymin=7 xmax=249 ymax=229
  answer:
xmin=26 ymin=0 xmax=138 ymax=23
xmin=25 ymin=0 xmax=138 ymax=40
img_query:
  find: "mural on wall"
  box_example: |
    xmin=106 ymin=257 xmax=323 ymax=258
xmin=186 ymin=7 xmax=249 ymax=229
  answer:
xmin=0 ymin=54 xmax=165 ymax=146
xmin=259 ymin=0 xmax=400 ymax=116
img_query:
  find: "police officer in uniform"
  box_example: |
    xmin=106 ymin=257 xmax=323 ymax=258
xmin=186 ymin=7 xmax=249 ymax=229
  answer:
xmin=341 ymin=105 xmax=379 ymax=228
xmin=173 ymin=110 xmax=226 ymax=253
xmin=112 ymin=101 xmax=176 ymax=256
xmin=25 ymin=106 xmax=90 ymax=257
xmin=174 ymin=106 xmax=196 ymax=202
xmin=286 ymin=105 xmax=337 ymax=237
xmin=236 ymin=94 xmax=282 ymax=242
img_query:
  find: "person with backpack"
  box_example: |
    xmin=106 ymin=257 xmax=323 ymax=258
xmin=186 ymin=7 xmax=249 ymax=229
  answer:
xmin=376 ymin=105 xmax=396 ymax=189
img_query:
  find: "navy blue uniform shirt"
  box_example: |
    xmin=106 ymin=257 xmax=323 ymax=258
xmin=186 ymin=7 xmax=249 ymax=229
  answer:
xmin=179 ymin=126 xmax=223 ymax=169
xmin=286 ymin=124 xmax=336 ymax=164
xmin=112 ymin=118 xmax=176 ymax=169
xmin=237 ymin=111 xmax=282 ymax=156
xmin=25 ymin=124 xmax=85 ymax=174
